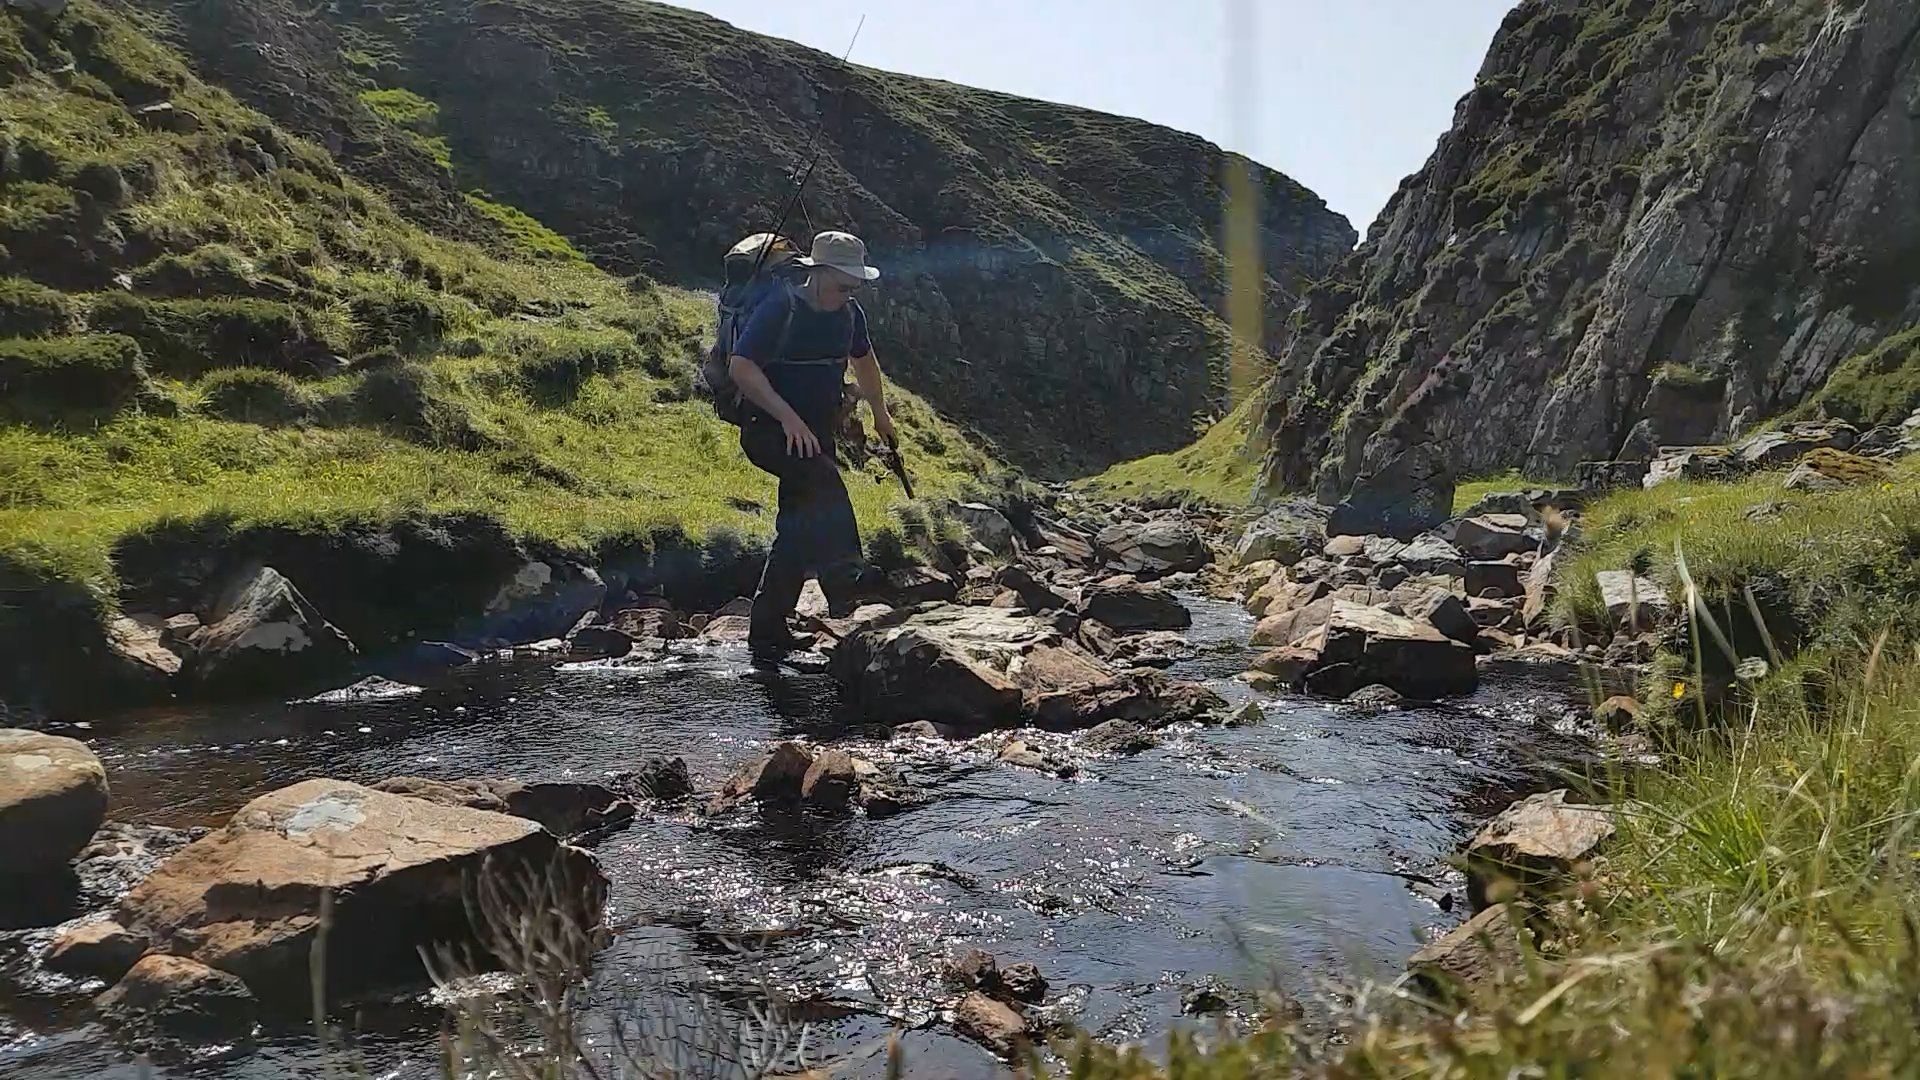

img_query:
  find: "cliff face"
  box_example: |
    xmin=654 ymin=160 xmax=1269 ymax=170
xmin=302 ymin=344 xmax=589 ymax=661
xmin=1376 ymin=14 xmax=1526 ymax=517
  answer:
xmin=1258 ymin=0 xmax=1920 ymax=501
xmin=126 ymin=0 xmax=1356 ymax=474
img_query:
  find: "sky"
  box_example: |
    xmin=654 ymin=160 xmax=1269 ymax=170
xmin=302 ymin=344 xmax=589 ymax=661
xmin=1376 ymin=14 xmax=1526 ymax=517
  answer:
xmin=663 ymin=0 xmax=1517 ymax=233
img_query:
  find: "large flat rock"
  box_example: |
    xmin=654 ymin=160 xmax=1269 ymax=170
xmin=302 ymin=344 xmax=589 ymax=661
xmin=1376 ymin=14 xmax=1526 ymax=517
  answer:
xmin=117 ymin=778 xmax=606 ymax=1002
xmin=0 ymin=729 xmax=108 ymax=878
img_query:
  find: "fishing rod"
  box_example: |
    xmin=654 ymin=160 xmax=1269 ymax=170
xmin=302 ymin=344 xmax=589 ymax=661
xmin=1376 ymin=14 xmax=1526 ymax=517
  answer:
xmin=747 ymin=14 xmax=866 ymax=280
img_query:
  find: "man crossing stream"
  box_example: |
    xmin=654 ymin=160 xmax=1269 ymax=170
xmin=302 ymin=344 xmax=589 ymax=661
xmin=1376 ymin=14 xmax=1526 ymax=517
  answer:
xmin=725 ymin=231 xmax=895 ymax=667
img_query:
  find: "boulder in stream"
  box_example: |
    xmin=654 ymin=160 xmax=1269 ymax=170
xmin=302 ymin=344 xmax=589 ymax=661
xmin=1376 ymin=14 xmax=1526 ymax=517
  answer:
xmin=0 ymin=729 xmax=109 ymax=880
xmin=371 ymin=776 xmax=636 ymax=838
xmin=1077 ymin=578 xmax=1191 ymax=631
xmin=953 ymin=990 xmax=1030 ymax=1058
xmin=115 ymin=778 xmax=607 ymax=1003
xmin=184 ymin=565 xmax=357 ymax=696
xmin=831 ymin=605 xmax=1219 ymax=729
xmin=1267 ymin=599 xmax=1478 ymax=699
xmin=1095 ymin=516 xmax=1209 ymax=577
xmin=1232 ymin=501 xmax=1326 ymax=567
xmin=1325 ymin=444 xmax=1455 ymax=541
xmin=710 ymin=741 xmax=920 ymax=817
xmin=96 ymin=953 xmax=258 ymax=1055
xmin=46 ymin=917 xmax=151 ymax=982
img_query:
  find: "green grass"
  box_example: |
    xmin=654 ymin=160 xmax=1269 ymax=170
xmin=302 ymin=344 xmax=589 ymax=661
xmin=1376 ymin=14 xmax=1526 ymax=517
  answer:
xmin=1553 ymin=457 xmax=1920 ymax=651
xmin=0 ymin=0 xmax=1000 ymax=616
xmin=1452 ymin=468 xmax=1568 ymax=514
xmin=1077 ymin=390 xmax=1264 ymax=505
xmin=1792 ymin=324 xmax=1920 ymax=429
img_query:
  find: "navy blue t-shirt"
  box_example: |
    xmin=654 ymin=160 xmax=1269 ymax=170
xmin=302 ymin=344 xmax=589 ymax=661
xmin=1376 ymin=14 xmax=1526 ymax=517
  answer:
xmin=733 ymin=288 xmax=870 ymax=429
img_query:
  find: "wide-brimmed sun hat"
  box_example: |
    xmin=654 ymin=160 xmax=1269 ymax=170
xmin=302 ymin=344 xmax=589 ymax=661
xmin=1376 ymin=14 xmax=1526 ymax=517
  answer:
xmin=796 ymin=230 xmax=881 ymax=282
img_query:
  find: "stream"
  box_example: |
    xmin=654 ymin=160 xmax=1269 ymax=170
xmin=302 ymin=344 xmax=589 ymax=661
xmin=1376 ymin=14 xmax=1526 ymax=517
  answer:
xmin=0 ymin=593 xmax=1593 ymax=1078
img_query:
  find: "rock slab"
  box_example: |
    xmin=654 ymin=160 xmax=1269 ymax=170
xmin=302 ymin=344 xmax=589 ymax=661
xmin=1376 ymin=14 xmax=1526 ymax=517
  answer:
xmin=0 ymin=729 xmax=109 ymax=877
xmin=116 ymin=778 xmax=607 ymax=1002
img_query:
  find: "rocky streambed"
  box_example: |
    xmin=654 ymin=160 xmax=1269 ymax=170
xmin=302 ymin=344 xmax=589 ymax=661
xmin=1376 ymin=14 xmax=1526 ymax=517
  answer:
xmin=0 ymin=498 xmax=1609 ymax=1077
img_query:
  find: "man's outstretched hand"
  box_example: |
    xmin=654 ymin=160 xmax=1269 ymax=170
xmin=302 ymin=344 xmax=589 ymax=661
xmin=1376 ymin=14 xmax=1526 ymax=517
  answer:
xmin=781 ymin=415 xmax=822 ymax=458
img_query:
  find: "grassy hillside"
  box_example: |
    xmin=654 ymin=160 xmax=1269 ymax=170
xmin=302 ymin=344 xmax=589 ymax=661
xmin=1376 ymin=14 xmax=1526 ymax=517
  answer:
xmin=0 ymin=0 xmax=994 ymax=612
xmin=1078 ymin=388 xmax=1264 ymax=506
xmin=124 ymin=0 xmax=1356 ymax=476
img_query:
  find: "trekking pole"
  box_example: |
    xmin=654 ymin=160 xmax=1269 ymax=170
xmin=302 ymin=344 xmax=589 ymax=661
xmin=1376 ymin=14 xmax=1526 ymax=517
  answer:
xmin=881 ymin=436 xmax=914 ymax=499
xmin=748 ymin=15 xmax=866 ymax=277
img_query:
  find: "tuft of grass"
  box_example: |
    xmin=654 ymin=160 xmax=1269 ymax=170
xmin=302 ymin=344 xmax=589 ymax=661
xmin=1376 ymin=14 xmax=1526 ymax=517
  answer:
xmin=1794 ymin=324 xmax=1920 ymax=429
xmin=196 ymin=367 xmax=313 ymax=426
xmin=0 ymin=276 xmax=77 ymax=336
xmin=1452 ymin=468 xmax=1569 ymax=514
xmin=463 ymin=193 xmax=587 ymax=263
xmin=0 ymin=333 xmax=151 ymax=424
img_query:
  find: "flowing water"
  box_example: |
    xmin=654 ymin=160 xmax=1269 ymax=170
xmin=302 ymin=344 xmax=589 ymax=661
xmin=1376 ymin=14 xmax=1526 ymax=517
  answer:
xmin=0 ymin=595 xmax=1594 ymax=1078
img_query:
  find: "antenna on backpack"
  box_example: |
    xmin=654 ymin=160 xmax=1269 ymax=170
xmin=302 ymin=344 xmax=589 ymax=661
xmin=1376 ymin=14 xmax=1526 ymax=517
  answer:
xmin=748 ymin=15 xmax=866 ymax=278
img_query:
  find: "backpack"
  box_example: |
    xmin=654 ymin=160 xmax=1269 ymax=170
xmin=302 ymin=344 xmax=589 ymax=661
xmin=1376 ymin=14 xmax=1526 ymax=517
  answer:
xmin=699 ymin=232 xmax=808 ymax=425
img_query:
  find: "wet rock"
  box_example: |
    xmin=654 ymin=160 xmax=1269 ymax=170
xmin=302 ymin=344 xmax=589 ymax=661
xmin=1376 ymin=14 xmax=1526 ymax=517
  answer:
xmin=0 ymin=729 xmax=109 ymax=878
xmin=372 ymin=776 xmax=636 ymax=838
xmin=482 ymin=559 xmax=607 ymax=645
xmin=698 ymin=614 xmax=755 ymax=643
xmin=800 ymin=749 xmax=859 ymax=810
xmin=1224 ymin=701 xmax=1264 ymax=727
xmin=1593 ymin=695 xmax=1641 ymax=732
xmin=953 ymin=991 xmax=1029 ymax=1058
xmin=96 ymin=953 xmax=256 ymax=1053
xmin=1343 ymin=684 xmax=1405 ymax=710
xmin=46 ymin=917 xmax=150 ymax=982
xmin=1180 ymin=979 xmax=1232 ymax=1015
xmin=945 ymin=946 xmax=1000 ymax=989
xmin=1464 ymin=560 xmax=1524 ymax=599
xmin=568 ymin=624 xmax=635 ymax=659
xmin=71 ymin=823 xmax=202 ymax=913
xmin=998 ymin=739 xmax=1076 ymax=777
xmin=835 ymin=605 xmax=1211 ymax=729
xmin=116 ymin=779 xmax=607 ymax=1003
xmin=1078 ymin=579 xmax=1190 ymax=632
xmin=608 ymin=607 xmax=682 ymax=640
xmin=891 ymin=719 xmax=956 ymax=740
xmin=1029 ymin=669 xmax=1224 ymax=731
xmin=184 ymin=565 xmax=357 ymax=696
xmin=1245 ymin=645 xmax=1317 ymax=690
xmin=1233 ymin=501 xmax=1326 ymax=567
xmin=884 ymin=565 xmax=959 ymax=606
xmin=1466 ymin=789 xmax=1615 ymax=909
xmin=1325 ymin=444 xmax=1455 ymax=541
xmin=1104 ymin=629 xmax=1195 ymax=668
xmin=1095 ymin=516 xmax=1209 ymax=577
xmin=1079 ymin=718 xmax=1158 ymax=755
xmin=1448 ymin=514 xmax=1534 ymax=559
xmin=612 ymin=757 xmax=694 ymax=801
xmin=712 ymin=742 xmax=918 ymax=815
xmin=299 ymin=676 xmax=423 ymax=703
xmin=1595 ymin=570 xmax=1670 ymax=632
xmin=1282 ymin=599 xmax=1478 ymax=699
xmin=999 ymin=962 xmax=1048 ymax=1004
xmin=1408 ymin=903 xmax=1522 ymax=992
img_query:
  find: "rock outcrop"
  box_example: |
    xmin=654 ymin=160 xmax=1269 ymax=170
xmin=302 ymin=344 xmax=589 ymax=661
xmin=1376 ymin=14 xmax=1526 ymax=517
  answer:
xmin=1254 ymin=0 xmax=1920 ymax=498
xmin=95 ymin=953 xmax=258 ymax=1052
xmin=115 ymin=778 xmax=607 ymax=1003
xmin=183 ymin=565 xmax=357 ymax=696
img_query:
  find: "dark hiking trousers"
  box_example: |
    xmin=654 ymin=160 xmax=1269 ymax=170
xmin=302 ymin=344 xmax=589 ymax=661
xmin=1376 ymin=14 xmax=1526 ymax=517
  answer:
xmin=740 ymin=416 xmax=863 ymax=646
